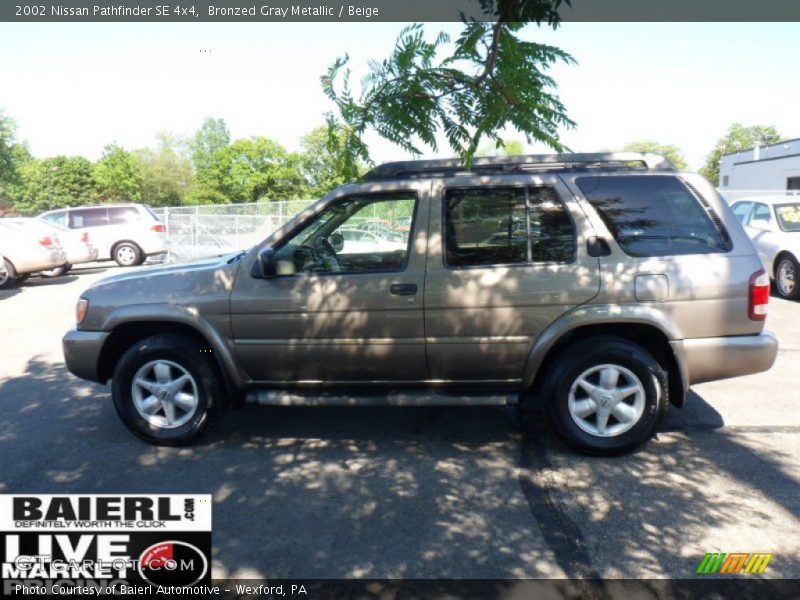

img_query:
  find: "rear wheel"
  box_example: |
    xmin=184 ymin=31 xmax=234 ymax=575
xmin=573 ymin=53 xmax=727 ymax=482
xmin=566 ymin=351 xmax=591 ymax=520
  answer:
xmin=113 ymin=242 xmax=143 ymax=267
xmin=775 ymin=254 xmax=800 ymax=300
xmin=40 ymin=263 xmax=71 ymax=278
xmin=0 ymin=259 xmax=18 ymax=290
xmin=536 ymin=336 xmax=667 ymax=456
xmin=112 ymin=334 xmax=227 ymax=445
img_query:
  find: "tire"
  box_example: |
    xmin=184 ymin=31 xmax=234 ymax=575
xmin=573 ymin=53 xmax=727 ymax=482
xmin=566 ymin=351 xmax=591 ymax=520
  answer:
xmin=0 ymin=259 xmax=18 ymax=290
xmin=112 ymin=334 xmax=227 ymax=445
xmin=774 ymin=254 xmax=800 ymax=301
xmin=40 ymin=263 xmax=71 ymax=278
xmin=538 ymin=336 xmax=668 ymax=456
xmin=113 ymin=242 xmax=143 ymax=267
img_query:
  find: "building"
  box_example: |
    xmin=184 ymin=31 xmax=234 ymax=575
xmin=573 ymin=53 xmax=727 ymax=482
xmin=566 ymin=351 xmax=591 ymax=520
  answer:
xmin=718 ymin=138 xmax=800 ymax=191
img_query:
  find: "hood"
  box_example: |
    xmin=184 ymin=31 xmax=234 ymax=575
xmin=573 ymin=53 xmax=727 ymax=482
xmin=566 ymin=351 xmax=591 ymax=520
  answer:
xmin=92 ymin=252 xmax=241 ymax=288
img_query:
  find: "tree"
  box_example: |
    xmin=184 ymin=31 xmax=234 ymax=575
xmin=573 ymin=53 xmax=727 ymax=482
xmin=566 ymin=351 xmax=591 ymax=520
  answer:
xmin=701 ymin=123 xmax=782 ymax=185
xmin=621 ymin=140 xmax=687 ymax=170
xmin=477 ymin=139 xmax=525 ymax=157
xmin=94 ymin=143 xmax=143 ymax=202
xmin=136 ymin=133 xmax=195 ymax=207
xmin=299 ymin=125 xmax=360 ymax=197
xmin=192 ymin=117 xmax=231 ymax=175
xmin=322 ymin=0 xmax=575 ymax=179
xmin=13 ymin=156 xmax=97 ymax=214
xmin=219 ymin=137 xmax=307 ymax=202
xmin=0 ymin=112 xmax=17 ymax=185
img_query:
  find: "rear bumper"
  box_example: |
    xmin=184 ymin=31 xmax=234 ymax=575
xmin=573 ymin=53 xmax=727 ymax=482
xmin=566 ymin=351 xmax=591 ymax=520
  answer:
xmin=63 ymin=328 xmax=110 ymax=384
xmin=670 ymin=330 xmax=778 ymax=387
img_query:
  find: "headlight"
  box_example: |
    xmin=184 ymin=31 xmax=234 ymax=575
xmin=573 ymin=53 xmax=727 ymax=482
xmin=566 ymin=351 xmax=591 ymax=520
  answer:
xmin=76 ymin=298 xmax=89 ymax=324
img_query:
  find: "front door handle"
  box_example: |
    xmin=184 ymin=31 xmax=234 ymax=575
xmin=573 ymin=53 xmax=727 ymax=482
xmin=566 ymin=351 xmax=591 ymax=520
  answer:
xmin=390 ymin=283 xmax=418 ymax=296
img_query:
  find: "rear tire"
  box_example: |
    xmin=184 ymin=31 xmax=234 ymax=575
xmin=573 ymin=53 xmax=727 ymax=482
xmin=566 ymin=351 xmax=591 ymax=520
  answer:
xmin=112 ymin=334 xmax=227 ymax=445
xmin=113 ymin=242 xmax=143 ymax=267
xmin=0 ymin=259 xmax=18 ymax=289
xmin=775 ymin=254 xmax=800 ymax=300
xmin=40 ymin=263 xmax=71 ymax=278
xmin=536 ymin=336 xmax=667 ymax=456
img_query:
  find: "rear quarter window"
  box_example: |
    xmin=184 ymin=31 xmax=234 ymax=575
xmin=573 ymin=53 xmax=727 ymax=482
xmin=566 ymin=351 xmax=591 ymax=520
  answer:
xmin=109 ymin=206 xmax=142 ymax=224
xmin=575 ymin=175 xmax=732 ymax=257
xmin=70 ymin=208 xmax=109 ymax=228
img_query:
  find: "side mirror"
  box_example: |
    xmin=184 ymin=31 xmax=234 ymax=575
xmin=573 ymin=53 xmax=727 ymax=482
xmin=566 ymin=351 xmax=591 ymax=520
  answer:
xmin=750 ymin=218 xmax=772 ymax=232
xmin=252 ymin=246 xmax=277 ymax=279
xmin=329 ymin=232 xmax=344 ymax=253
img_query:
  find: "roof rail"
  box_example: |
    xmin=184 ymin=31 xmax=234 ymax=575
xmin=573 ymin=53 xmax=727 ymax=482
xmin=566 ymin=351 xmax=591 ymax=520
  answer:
xmin=363 ymin=152 xmax=677 ymax=181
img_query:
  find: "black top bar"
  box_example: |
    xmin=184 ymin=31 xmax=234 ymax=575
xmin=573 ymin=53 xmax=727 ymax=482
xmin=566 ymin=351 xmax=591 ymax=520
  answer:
xmin=363 ymin=153 xmax=677 ymax=181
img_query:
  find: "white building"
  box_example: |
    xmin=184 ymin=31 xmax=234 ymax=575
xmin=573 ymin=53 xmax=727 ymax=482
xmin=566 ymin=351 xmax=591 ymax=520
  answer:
xmin=718 ymin=138 xmax=800 ymax=191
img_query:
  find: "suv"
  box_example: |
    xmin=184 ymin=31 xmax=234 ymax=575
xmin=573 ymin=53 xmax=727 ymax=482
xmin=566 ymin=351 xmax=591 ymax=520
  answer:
xmin=39 ymin=203 xmax=167 ymax=267
xmin=63 ymin=153 xmax=778 ymax=455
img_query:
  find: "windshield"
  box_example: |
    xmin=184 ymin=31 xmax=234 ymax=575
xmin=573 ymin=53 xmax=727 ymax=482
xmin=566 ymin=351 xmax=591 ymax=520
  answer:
xmin=774 ymin=203 xmax=800 ymax=232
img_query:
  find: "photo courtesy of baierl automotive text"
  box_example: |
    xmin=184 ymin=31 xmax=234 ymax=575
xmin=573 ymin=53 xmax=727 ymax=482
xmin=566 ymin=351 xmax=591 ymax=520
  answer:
xmin=0 ymin=1 xmax=799 ymax=598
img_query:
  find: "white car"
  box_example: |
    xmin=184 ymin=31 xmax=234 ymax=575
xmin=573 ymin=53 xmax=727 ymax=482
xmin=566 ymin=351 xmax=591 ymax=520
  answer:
xmin=38 ymin=203 xmax=167 ymax=267
xmin=0 ymin=220 xmax=67 ymax=289
xmin=731 ymin=197 xmax=800 ymax=300
xmin=7 ymin=218 xmax=99 ymax=276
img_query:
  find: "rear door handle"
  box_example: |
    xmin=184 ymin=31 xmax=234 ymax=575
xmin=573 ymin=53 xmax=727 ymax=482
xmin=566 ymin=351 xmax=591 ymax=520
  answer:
xmin=390 ymin=283 xmax=418 ymax=296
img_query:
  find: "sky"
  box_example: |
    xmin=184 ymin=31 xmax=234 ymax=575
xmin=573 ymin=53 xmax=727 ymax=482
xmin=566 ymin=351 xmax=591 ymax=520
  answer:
xmin=1 ymin=21 xmax=799 ymax=170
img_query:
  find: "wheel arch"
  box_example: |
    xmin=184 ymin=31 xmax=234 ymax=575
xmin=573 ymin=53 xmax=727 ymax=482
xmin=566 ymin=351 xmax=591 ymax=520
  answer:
xmin=523 ymin=308 xmax=685 ymax=407
xmin=97 ymin=313 xmax=247 ymax=408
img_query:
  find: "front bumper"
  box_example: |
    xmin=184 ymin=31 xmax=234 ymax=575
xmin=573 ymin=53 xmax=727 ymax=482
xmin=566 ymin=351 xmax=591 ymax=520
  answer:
xmin=63 ymin=328 xmax=110 ymax=383
xmin=670 ymin=330 xmax=779 ymax=387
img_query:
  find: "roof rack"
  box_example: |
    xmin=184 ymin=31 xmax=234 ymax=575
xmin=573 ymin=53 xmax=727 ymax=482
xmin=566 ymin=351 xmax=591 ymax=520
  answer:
xmin=363 ymin=152 xmax=677 ymax=181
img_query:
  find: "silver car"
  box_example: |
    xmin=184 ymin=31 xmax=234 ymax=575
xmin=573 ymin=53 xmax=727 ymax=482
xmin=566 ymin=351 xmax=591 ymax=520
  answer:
xmin=7 ymin=218 xmax=99 ymax=277
xmin=731 ymin=197 xmax=800 ymax=300
xmin=0 ymin=220 xmax=67 ymax=289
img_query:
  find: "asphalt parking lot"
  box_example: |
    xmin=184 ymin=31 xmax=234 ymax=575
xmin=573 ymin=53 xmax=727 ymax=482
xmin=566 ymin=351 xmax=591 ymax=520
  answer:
xmin=0 ymin=265 xmax=798 ymax=580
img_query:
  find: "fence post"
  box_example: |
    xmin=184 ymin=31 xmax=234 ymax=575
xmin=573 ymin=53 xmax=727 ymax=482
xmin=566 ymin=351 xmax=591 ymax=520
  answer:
xmin=164 ymin=207 xmax=170 ymax=241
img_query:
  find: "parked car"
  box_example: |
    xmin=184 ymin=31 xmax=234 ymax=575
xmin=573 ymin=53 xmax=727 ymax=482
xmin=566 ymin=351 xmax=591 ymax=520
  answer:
xmin=730 ymin=197 xmax=800 ymax=300
xmin=38 ymin=204 xmax=167 ymax=267
xmin=63 ymin=153 xmax=778 ymax=455
xmin=6 ymin=218 xmax=98 ymax=277
xmin=0 ymin=220 xmax=67 ymax=289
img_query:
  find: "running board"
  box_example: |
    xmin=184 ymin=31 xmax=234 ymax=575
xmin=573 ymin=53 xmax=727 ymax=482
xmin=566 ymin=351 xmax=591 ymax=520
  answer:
xmin=245 ymin=390 xmax=516 ymax=407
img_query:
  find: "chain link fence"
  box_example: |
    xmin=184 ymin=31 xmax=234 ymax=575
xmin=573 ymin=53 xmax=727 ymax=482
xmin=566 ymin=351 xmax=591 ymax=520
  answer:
xmin=151 ymin=200 xmax=312 ymax=261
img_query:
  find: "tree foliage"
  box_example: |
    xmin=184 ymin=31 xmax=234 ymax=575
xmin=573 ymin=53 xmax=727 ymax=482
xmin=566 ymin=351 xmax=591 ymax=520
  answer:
xmin=322 ymin=0 xmax=575 ymax=179
xmin=14 ymin=156 xmax=97 ymax=213
xmin=94 ymin=143 xmax=143 ymax=202
xmin=701 ymin=123 xmax=782 ymax=185
xmin=137 ymin=133 xmax=195 ymax=207
xmin=621 ymin=140 xmax=688 ymax=170
xmin=300 ymin=125 xmax=364 ymax=197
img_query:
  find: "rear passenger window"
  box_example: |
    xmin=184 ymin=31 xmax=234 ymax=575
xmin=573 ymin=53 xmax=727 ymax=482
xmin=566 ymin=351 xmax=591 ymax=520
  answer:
xmin=751 ymin=203 xmax=772 ymax=224
xmin=731 ymin=202 xmax=753 ymax=224
xmin=575 ymin=175 xmax=732 ymax=257
xmin=70 ymin=208 xmax=108 ymax=228
xmin=109 ymin=207 xmax=142 ymax=224
xmin=444 ymin=186 xmax=575 ymax=268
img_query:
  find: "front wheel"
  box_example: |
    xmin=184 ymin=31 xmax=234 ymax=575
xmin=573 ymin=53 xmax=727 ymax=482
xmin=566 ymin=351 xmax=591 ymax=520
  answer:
xmin=541 ymin=337 xmax=667 ymax=456
xmin=112 ymin=334 xmax=227 ymax=445
xmin=775 ymin=254 xmax=800 ymax=300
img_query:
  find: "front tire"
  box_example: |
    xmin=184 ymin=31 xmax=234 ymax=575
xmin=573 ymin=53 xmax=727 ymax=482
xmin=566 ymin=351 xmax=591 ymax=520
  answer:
xmin=0 ymin=259 xmax=18 ymax=289
xmin=112 ymin=334 xmax=227 ymax=445
xmin=540 ymin=336 xmax=667 ymax=456
xmin=775 ymin=254 xmax=800 ymax=300
xmin=113 ymin=242 xmax=143 ymax=267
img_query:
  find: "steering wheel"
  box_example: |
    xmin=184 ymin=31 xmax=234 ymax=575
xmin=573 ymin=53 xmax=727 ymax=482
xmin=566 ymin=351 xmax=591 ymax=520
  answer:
xmin=315 ymin=236 xmax=342 ymax=271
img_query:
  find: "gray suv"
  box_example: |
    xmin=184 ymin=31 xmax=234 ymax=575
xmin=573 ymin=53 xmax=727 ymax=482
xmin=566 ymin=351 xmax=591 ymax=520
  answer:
xmin=63 ymin=153 xmax=778 ymax=455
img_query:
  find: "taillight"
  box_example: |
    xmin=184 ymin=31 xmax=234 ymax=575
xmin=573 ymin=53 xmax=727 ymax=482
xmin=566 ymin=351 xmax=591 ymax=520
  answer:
xmin=38 ymin=236 xmax=53 ymax=247
xmin=151 ymin=224 xmax=165 ymax=233
xmin=81 ymin=232 xmax=90 ymax=243
xmin=748 ymin=268 xmax=770 ymax=321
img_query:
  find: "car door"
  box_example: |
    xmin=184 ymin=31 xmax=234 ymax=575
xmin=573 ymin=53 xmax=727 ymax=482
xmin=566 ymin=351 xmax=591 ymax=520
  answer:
xmin=230 ymin=184 xmax=429 ymax=384
xmin=69 ymin=207 xmax=113 ymax=259
xmin=424 ymin=175 xmax=601 ymax=383
xmin=745 ymin=202 xmax=780 ymax=270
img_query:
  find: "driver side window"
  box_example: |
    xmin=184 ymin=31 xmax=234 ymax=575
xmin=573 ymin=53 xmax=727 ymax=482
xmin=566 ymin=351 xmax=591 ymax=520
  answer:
xmin=275 ymin=192 xmax=417 ymax=275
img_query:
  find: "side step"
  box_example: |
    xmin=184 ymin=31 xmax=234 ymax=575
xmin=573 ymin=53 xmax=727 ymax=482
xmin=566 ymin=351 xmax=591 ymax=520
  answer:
xmin=245 ymin=390 xmax=516 ymax=407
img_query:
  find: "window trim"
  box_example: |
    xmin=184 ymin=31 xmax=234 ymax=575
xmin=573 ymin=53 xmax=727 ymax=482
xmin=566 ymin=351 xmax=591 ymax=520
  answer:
xmin=441 ymin=184 xmax=578 ymax=271
xmin=271 ymin=190 xmax=420 ymax=278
